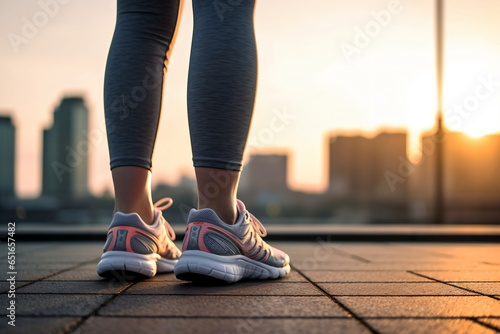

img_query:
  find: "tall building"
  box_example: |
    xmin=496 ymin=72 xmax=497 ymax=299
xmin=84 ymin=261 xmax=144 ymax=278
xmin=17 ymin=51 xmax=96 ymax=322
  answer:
xmin=42 ymin=96 xmax=89 ymax=199
xmin=411 ymin=131 xmax=500 ymax=223
xmin=327 ymin=132 xmax=408 ymax=222
xmin=241 ymin=153 xmax=288 ymax=193
xmin=328 ymin=135 xmax=372 ymax=200
xmin=239 ymin=153 xmax=289 ymax=208
xmin=328 ymin=132 xmax=407 ymax=201
xmin=0 ymin=115 xmax=16 ymax=199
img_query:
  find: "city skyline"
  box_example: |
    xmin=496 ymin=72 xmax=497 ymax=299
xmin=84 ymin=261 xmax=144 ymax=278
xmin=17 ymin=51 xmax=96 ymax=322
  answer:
xmin=2 ymin=95 xmax=500 ymax=202
xmin=2 ymin=0 xmax=500 ymax=197
xmin=2 ymin=97 xmax=500 ymax=199
xmin=2 ymin=98 xmax=500 ymax=224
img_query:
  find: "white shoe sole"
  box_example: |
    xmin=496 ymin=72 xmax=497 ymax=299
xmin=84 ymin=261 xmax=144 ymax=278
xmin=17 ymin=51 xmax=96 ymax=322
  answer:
xmin=174 ymin=250 xmax=291 ymax=283
xmin=97 ymin=251 xmax=178 ymax=278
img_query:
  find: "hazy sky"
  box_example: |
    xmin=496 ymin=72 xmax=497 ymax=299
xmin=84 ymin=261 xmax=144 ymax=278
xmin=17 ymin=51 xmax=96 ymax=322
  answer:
xmin=1 ymin=0 xmax=500 ymax=197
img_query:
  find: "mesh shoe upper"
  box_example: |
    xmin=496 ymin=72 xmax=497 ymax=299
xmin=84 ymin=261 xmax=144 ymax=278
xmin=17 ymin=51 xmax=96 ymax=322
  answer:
xmin=182 ymin=200 xmax=289 ymax=268
xmin=103 ymin=198 xmax=181 ymax=260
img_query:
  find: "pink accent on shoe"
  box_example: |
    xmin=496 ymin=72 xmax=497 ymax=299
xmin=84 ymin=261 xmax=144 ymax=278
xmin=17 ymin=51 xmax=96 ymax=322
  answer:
xmin=105 ymin=225 xmax=160 ymax=253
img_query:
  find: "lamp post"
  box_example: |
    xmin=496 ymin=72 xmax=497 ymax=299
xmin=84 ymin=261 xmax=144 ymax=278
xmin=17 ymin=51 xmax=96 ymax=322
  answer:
xmin=434 ymin=0 xmax=445 ymax=224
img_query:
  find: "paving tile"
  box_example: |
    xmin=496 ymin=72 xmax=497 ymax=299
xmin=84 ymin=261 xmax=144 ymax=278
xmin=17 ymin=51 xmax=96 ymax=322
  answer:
xmin=302 ymin=271 xmax=430 ymax=282
xmin=0 ymin=281 xmax=33 ymax=293
xmin=361 ymin=262 xmax=492 ymax=271
xmin=360 ymin=254 xmax=453 ymax=262
xmin=142 ymin=270 xmax=308 ymax=283
xmin=0 ymin=269 xmax=62 ymax=281
xmin=16 ymin=281 xmax=131 ymax=294
xmin=258 ymin=270 xmax=310 ymax=283
xmin=419 ymin=245 xmax=500 ymax=263
xmin=45 ymin=269 xmax=103 ymax=281
xmin=337 ymin=296 xmax=500 ymax=317
xmin=22 ymin=250 xmax=101 ymax=263
xmin=453 ymin=283 xmax=500 ymax=296
xmin=0 ymin=294 xmax=112 ymax=316
xmin=124 ymin=282 xmax=322 ymax=295
xmin=366 ymin=318 xmax=498 ymax=334
xmin=477 ymin=318 xmax=500 ymax=331
xmin=293 ymin=261 xmax=372 ymax=271
xmin=0 ymin=316 xmax=81 ymax=334
xmin=291 ymin=254 xmax=365 ymax=263
xmin=75 ymin=317 xmax=369 ymax=334
xmin=414 ymin=271 xmax=500 ymax=282
xmin=0 ymin=262 xmax=76 ymax=270
xmin=318 ymin=282 xmax=476 ymax=296
xmin=99 ymin=295 xmax=348 ymax=317
xmin=294 ymin=262 xmax=492 ymax=271
xmin=141 ymin=273 xmax=183 ymax=282
xmin=77 ymin=262 xmax=103 ymax=270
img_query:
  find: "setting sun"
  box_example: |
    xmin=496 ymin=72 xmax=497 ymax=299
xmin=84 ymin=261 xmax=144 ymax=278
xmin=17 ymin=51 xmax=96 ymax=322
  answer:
xmin=461 ymin=121 xmax=499 ymax=139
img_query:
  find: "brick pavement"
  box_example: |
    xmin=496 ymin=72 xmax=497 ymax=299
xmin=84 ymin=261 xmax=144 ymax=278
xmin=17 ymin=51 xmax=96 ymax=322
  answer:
xmin=1 ymin=241 xmax=500 ymax=333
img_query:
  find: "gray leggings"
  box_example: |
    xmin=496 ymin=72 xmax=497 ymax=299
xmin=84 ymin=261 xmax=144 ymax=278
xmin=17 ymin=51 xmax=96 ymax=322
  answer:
xmin=104 ymin=0 xmax=257 ymax=171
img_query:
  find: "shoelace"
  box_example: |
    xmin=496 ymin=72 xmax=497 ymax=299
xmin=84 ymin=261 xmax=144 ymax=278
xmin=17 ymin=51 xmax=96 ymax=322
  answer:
xmin=154 ymin=197 xmax=176 ymax=240
xmin=238 ymin=200 xmax=267 ymax=237
xmin=247 ymin=211 xmax=267 ymax=237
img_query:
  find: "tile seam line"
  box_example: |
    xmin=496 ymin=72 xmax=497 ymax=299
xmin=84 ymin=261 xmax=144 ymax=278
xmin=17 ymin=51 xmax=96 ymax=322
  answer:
xmin=310 ymin=241 xmax=371 ymax=263
xmin=11 ymin=293 xmax=328 ymax=297
xmin=408 ymin=270 xmax=500 ymax=302
xmin=359 ymin=316 xmax=500 ymax=319
xmin=470 ymin=318 xmax=500 ymax=333
xmin=65 ymin=276 xmax=138 ymax=334
xmin=11 ymin=315 xmax=500 ymax=320
xmin=63 ymin=315 xmax=353 ymax=319
xmin=117 ymin=294 xmax=326 ymax=296
xmin=293 ymin=265 xmax=379 ymax=334
xmin=71 ymin=315 xmax=500 ymax=320
xmin=11 ymin=293 xmax=482 ymax=297
xmin=0 ymin=258 xmax=101 ymax=294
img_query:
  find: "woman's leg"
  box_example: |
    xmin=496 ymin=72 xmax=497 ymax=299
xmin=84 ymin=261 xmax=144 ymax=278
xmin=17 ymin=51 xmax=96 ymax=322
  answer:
xmin=188 ymin=0 xmax=257 ymax=224
xmin=104 ymin=0 xmax=181 ymax=224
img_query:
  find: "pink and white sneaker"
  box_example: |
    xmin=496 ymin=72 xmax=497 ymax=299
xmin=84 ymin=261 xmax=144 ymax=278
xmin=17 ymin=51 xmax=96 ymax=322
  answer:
xmin=97 ymin=198 xmax=181 ymax=278
xmin=174 ymin=200 xmax=290 ymax=283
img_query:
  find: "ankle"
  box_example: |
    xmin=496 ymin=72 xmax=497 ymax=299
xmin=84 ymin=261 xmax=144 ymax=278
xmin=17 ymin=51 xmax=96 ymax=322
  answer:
xmin=195 ymin=167 xmax=241 ymax=225
xmin=114 ymin=205 xmax=155 ymax=225
xmin=199 ymin=203 xmax=237 ymax=225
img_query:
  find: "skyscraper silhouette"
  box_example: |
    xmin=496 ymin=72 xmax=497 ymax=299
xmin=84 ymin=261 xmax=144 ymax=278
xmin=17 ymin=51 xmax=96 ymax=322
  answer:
xmin=328 ymin=132 xmax=409 ymax=222
xmin=412 ymin=131 xmax=500 ymax=223
xmin=42 ymin=96 xmax=89 ymax=199
xmin=0 ymin=115 xmax=16 ymax=199
xmin=328 ymin=132 xmax=407 ymax=201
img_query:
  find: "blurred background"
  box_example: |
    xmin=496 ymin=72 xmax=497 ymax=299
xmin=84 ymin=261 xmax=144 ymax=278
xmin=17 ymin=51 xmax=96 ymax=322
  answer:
xmin=1 ymin=0 xmax=499 ymax=226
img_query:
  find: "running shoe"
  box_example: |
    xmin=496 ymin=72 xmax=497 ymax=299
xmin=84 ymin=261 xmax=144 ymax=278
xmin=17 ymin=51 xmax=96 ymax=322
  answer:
xmin=174 ymin=200 xmax=290 ymax=283
xmin=97 ymin=197 xmax=181 ymax=278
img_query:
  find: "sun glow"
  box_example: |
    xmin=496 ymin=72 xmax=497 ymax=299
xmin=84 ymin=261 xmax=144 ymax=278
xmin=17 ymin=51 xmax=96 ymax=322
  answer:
xmin=443 ymin=59 xmax=500 ymax=139
xmin=460 ymin=120 xmax=499 ymax=139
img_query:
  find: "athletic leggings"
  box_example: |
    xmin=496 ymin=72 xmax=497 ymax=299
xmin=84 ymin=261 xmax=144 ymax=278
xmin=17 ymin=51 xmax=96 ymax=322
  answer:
xmin=104 ymin=0 xmax=257 ymax=171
